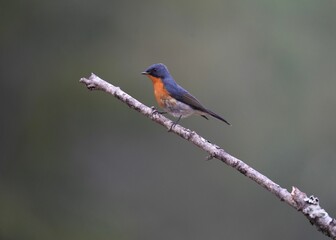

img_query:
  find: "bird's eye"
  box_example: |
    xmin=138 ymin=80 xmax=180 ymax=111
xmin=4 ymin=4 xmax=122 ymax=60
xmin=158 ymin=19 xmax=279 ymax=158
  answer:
xmin=152 ymin=68 xmax=157 ymax=72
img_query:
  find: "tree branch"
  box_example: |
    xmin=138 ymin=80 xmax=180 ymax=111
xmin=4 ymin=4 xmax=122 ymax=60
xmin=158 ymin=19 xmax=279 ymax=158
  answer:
xmin=79 ymin=73 xmax=336 ymax=239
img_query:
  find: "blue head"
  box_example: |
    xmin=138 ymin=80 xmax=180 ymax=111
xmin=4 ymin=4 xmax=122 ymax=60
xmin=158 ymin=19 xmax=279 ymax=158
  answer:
xmin=141 ymin=63 xmax=171 ymax=79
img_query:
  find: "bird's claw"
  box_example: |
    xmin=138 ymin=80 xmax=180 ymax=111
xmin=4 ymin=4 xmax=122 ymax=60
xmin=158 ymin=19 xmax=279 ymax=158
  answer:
xmin=151 ymin=106 xmax=167 ymax=115
xmin=167 ymin=115 xmax=182 ymax=132
xmin=151 ymin=106 xmax=160 ymax=114
xmin=168 ymin=122 xmax=176 ymax=132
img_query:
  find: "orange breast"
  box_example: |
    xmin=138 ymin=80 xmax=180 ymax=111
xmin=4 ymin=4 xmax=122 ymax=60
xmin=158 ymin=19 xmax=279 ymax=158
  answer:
xmin=148 ymin=75 xmax=171 ymax=108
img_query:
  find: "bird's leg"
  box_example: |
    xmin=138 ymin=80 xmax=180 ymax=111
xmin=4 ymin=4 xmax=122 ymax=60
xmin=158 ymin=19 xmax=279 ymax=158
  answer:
xmin=151 ymin=106 xmax=167 ymax=115
xmin=168 ymin=115 xmax=182 ymax=132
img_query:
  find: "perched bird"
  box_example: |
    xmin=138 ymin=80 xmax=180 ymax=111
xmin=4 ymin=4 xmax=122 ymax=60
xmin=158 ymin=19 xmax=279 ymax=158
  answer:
xmin=142 ymin=63 xmax=231 ymax=128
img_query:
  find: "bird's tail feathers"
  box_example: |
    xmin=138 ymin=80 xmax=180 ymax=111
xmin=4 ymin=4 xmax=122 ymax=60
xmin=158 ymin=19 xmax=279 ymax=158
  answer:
xmin=205 ymin=109 xmax=231 ymax=125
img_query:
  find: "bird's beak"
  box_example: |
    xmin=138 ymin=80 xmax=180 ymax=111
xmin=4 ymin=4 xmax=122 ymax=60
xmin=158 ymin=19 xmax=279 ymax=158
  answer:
xmin=141 ymin=71 xmax=149 ymax=75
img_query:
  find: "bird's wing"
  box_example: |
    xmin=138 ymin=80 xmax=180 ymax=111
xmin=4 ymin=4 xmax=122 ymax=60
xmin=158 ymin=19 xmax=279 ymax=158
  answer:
xmin=170 ymin=85 xmax=231 ymax=125
xmin=170 ymin=86 xmax=208 ymax=112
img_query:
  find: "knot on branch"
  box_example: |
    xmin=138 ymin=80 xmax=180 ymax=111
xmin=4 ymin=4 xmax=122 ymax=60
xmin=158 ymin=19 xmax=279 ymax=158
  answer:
xmin=291 ymin=187 xmax=336 ymax=238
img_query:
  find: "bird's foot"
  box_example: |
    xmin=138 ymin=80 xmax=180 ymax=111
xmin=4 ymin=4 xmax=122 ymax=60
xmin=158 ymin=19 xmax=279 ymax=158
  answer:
xmin=151 ymin=106 xmax=167 ymax=115
xmin=168 ymin=122 xmax=176 ymax=132
xmin=167 ymin=115 xmax=182 ymax=132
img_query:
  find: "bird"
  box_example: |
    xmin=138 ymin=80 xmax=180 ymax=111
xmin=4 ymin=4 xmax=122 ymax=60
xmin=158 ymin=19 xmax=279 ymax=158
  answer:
xmin=142 ymin=63 xmax=231 ymax=129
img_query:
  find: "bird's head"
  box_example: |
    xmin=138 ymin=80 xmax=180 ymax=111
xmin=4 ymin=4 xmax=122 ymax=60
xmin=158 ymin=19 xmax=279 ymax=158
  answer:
xmin=141 ymin=63 xmax=170 ymax=79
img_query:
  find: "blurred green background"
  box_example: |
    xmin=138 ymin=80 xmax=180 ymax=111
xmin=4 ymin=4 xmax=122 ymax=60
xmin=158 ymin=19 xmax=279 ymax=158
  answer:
xmin=1 ymin=0 xmax=336 ymax=239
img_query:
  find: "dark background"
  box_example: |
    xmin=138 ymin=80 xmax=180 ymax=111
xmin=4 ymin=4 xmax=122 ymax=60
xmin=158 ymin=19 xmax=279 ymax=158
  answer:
xmin=1 ymin=1 xmax=336 ymax=239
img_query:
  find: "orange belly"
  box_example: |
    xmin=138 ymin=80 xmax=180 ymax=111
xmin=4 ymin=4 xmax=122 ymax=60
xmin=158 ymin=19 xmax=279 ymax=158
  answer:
xmin=148 ymin=75 xmax=171 ymax=108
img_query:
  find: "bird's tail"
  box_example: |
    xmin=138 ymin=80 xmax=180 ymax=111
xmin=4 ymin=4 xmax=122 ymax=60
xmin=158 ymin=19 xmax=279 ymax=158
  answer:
xmin=205 ymin=109 xmax=231 ymax=126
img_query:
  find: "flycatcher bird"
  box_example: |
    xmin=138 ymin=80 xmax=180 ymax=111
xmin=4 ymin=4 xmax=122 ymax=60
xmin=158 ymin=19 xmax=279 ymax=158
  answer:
xmin=142 ymin=63 xmax=231 ymax=127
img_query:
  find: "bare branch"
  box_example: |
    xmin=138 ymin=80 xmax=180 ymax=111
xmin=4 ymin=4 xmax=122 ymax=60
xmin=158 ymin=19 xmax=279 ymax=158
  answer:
xmin=79 ymin=73 xmax=336 ymax=239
